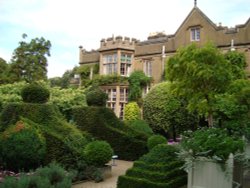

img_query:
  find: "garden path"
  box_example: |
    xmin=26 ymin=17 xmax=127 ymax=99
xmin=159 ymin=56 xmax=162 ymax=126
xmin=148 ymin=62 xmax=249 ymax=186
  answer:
xmin=72 ymin=160 xmax=133 ymax=188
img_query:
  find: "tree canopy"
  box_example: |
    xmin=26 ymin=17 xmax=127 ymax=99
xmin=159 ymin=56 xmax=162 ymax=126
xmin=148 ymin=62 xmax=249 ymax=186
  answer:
xmin=0 ymin=57 xmax=8 ymax=84
xmin=165 ymin=43 xmax=234 ymax=127
xmin=9 ymin=34 xmax=51 ymax=83
xmin=143 ymin=82 xmax=198 ymax=139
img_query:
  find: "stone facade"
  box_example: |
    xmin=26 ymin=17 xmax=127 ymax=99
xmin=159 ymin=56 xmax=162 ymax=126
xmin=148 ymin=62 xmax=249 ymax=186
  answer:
xmin=79 ymin=5 xmax=250 ymax=119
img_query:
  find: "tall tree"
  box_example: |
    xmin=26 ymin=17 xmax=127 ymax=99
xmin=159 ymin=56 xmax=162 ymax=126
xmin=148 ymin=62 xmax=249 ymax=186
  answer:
xmin=9 ymin=34 xmax=51 ymax=82
xmin=165 ymin=43 xmax=233 ymax=127
xmin=0 ymin=57 xmax=8 ymax=84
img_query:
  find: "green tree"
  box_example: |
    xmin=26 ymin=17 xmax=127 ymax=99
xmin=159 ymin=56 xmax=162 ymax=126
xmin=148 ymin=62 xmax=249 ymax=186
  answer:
xmin=224 ymin=51 xmax=247 ymax=79
xmin=165 ymin=43 xmax=233 ymax=127
xmin=215 ymin=79 xmax=250 ymax=136
xmin=143 ymin=82 xmax=198 ymax=139
xmin=0 ymin=57 xmax=8 ymax=84
xmin=9 ymin=34 xmax=51 ymax=82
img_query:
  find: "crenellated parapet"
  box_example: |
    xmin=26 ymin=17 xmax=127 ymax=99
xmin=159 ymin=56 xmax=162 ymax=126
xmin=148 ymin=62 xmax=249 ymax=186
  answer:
xmin=99 ymin=36 xmax=139 ymax=52
xmin=79 ymin=46 xmax=99 ymax=64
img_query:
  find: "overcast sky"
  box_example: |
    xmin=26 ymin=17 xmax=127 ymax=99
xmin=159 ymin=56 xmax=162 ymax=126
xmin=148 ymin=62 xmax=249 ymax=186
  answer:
xmin=0 ymin=0 xmax=249 ymax=78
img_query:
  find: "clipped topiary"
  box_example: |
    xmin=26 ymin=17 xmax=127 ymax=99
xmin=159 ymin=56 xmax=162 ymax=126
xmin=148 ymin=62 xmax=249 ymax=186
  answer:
xmin=21 ymin=83 xmax=50 ymax=103
xmin=124 ymin=102 xmax=141 ymax=121
xmin=147 ymin=135 xmax=167 ymax=150
xmin=0 ymin=120 xmax=46 ymax=172
xmin=125 ymin=120 xmax=153 ymax=136
xmin=86 ymin=87 xmax=108 ymax=106
xmin=117 ymin=144 xmax=187 ymax=188
xmin=84 ymin=140 xmax=113 ymax=167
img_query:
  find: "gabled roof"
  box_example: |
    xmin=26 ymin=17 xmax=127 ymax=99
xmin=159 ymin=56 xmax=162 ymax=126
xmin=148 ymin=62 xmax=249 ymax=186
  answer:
xmin=174 ymin=6 xmax=218 ymax=36
xmin=236 ymin=18 xmax=250 ymax=28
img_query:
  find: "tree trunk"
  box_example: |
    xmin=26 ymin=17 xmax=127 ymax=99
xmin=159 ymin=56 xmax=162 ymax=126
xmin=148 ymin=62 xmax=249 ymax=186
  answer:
xmin=207 ymin=113 xmax=213 ymax=127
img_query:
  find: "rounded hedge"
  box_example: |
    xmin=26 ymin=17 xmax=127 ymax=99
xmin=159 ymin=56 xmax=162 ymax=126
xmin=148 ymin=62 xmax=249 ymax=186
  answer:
xmin=143 ymin=82 xmax=198 ymax=135
xmin=83 ymin=140 xmax=113 ymax=167
xmin=21 ymin=83 xmax=50 ymax=103
xmin=86 ymin=87 xmax=108 ymax=106
xmin=147 ymin=135 xmax=167 ymax=150
xmin=124 ymin=102 xmax=141 ymax=121
xmin=0 ymin=120 xmax=46 ymax=172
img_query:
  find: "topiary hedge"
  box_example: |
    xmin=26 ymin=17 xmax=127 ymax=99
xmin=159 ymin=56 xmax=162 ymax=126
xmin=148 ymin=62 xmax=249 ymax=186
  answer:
xmin=21 ymin=83 xmax=50 ymax=103
xmin=0 ymin=102 xmax=89 ymax=171
xmin=143 ymin=82 xmax=198 ymax=137
xmin=147 ymin=135 xmax=167 ymax=150
xmin=125 ymin=120 xmax=153 ymax=137
xmin=124 ymin=102 xmax=141 ymax=121
xmin=85 ymin=87 xmax=108 ymax=106
xmin=0 ymin=120 xmax=46 ymax=172
xmin=84 ymin=140 xmax=113 ymax=167
xmin=72 ymin=106 xmax=148 ymax=160
xmin=117 ymin=144 xmax=187 ymax=188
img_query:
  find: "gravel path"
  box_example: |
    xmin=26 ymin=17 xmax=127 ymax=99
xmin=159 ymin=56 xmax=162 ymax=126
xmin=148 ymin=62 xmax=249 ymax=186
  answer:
xmin=72 ymin=160 xmax=133 ymax=188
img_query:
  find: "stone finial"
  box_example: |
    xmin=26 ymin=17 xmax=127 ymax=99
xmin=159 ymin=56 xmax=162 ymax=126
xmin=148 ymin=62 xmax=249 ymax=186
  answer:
xmin=194 ymin=0 xmax=197 ymax=7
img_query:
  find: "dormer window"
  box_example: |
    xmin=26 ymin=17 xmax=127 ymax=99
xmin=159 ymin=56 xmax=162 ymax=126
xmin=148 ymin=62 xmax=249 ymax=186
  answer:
xmin=190 ymin=27 xmax=200 ymax=41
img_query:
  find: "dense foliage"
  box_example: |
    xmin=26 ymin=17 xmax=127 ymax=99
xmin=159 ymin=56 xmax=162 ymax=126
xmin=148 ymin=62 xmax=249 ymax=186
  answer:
xmin=165 ymin=43 xmax=233 ymax=127
xmin=124 ymin=120 xmax=153 ymax=137
xmin=85 ymin=87 xmax=108 ymax=106
xmin=9 ymin=34 xmax=51 ymax=83
xmin=86 ymin=74 xmax=128 ymax=87
xmin=72 ymin=106 xmax=148 ymax=160
xmin=0 ymin=103 xmax=88 ymax=170
xmin=0 ymin=57 xmax=9 ymax=84
xmin=147 ymin=135 xmax=167 ymax=151
xmin=181 ymin=128 xmax=245 ymax=161
xmin=117 ymin=144 xmax=186 ymax=188
xmin=84 ymin=140 xmax=113 ymax=167
xmin=124 ymin=102 xmax=141 ymax=121
xmin=0 ymin=82 xmax=86 ymax=120
xmin=224 ymin=51 xmax=247 ymax=79
xmin=21 ymin=83 xmax=50 ymax=103
xmin=215 ymin=79 xmax=250 ymax=136
xmin=143 ymin=82 xmax=198 ymax=137
xmin=128 ymin=71 xmax=151 ymax=102
xmin=0 ymin=82 xmax=25 ymax=105
xmin=49 ymin=87 xmax=86 ymax=120
xmin=0 ymin=120 xmax=46 ymax=172
xmin=0 ymin=163 xmax=73 ymax=188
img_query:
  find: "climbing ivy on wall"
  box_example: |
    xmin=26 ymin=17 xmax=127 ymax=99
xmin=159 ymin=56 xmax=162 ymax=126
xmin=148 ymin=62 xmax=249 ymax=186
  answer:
xmin=128 ymin=71 xmax=151 ymax=102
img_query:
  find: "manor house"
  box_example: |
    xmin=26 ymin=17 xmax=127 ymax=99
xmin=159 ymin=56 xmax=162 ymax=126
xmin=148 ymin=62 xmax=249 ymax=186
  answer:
xmin=79 ymin=3 xmax=250 ymax=119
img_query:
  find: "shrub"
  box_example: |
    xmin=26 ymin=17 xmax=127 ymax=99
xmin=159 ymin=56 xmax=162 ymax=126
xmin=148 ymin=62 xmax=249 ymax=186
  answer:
xmin=181 ymin=128 xmax=245 ymax=161
xmin=140 ymin=144 xmax=178 ymax=164
xmin=147 ymin=135 xmax=167 ymax=150
xmin=85 ymin=87 xmax=108 ymax=106
xmin=0 ymin=163 xmax=72 ymax=188
xmin=0 ymin=103 xmax=89 ymax=170
xmin=143 ymin=82 xmax=198 ymax=136
xmin=83 ymin=141 xmax=113 ymax=167
xmin=0 ymin=120 xmax=46 ymax=172
xmin=125 ymin=120 xmax=153 ymax=136
xmin=49 ymin=87 xmax=87 ymax=121
xmin=36 ymin=162 xmax=72 ymax=187
xmin=21 ymin=83 xmax=50 ymax=103
xmin=124 ymin=102 xmax=141 ymax=121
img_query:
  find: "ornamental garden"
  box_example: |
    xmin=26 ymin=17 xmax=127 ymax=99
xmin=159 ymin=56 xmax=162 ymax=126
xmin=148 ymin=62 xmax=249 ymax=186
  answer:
xmin=0 ymin=43 xmax=250 ymax=188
